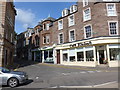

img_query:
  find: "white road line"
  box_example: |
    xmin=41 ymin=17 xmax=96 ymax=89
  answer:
xmin=96 ymin=70 xmax=102 ymax=72
xmin=79 ymin=71 xmax=86 ymax=73
xmin=93 ymin=81 xmax=117 ymax=87
xmin=62 ymin=73 xmax=70 ymax=75
xmin=56 ymin=81 xmax=117 ymax=88
xmin=59 ymin=85 xmax=92 ymax=88
xmin=87 ymin=71 xmax=95 ymax=73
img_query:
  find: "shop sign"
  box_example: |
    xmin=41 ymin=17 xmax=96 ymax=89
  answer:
xmin=70 ymin=41 xmax=92 ymax=47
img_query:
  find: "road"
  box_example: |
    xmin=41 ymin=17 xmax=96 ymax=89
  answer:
xmin=2 ymin=63 xmax=118 ymax=89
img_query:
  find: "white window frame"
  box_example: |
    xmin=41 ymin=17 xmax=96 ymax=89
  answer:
xmin=69 ymin=29 xmax=76 ymax=42
xmin=70 ymin=5 xmax=77 ymax=13
xmin=58 ymin=19 xmax=63 ymax=30
xmin=46 ymin=35 xmax=50 ymax=44
xmin=84 ymin=24 xmax=92 ymax=39
xmin=62 ymin=9 xmax=69 ymax=17
xmin=83 ymin=0 xmax=88 ymax=7
xmin=83 ymin=7 xmax=91 ymax=21
xmin=106 ymin=3 xmax=117 ymax=16
xmin=43 ymin=36 xmax=46 ymax=44
xmin=58 ymin=33 xmax=64 ymax=44
xmin=108 ymin=21 xmax=118 ymax=36
xmin=46 ymin=23 xmax=49 ymax=30
xmin=68 ymin=14 xmax=75 ymax=27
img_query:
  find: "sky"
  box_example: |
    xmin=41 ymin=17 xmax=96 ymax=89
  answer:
xmin=14 ymin=2 xmax=77 ymax=34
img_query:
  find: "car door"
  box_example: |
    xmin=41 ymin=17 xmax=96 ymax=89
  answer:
xmin=0 ymin=71 xmax=3 ymax=85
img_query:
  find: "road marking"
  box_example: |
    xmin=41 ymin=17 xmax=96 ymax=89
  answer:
xmin=93 ymin=81 xmax=117 ymax=87
xmin=59 ymin=85 xmax=92 ymax=88
xmin=54 ymin=81 xmax=118 ymax=88
xmin=87 ymin=71 xmax=95 ymax=73
xmin=62 ymin=73 xmax=70 ymax=75
xmin=79 ymin=71 xmax=86 ymax=73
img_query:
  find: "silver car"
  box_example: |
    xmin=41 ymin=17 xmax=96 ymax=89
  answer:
xmin=0 ymin=67 xmax=28 ymax=88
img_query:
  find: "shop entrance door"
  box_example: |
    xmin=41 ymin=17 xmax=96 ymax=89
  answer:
xmin=99 ymin=50 xmax=105 ymax=64
xmin=57 ymin=50 xmax=60 ymax=64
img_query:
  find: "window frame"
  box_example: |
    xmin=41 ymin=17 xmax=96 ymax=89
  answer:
xmin=58 ymin=19 xmax=63 ymax=30
xmin=68 ymin=14 xmax=75 ymax=27
xmin=83 ymin=0 xmax=88 ymax=7
xmin=58 ymin=33 xmax=64 ymax=44
xmin=69 ymin=29 xmax=76 ymax=42
xmin=106 ymin=3 xmax=117 ymax=16
xmin=108 ymin=21 xmax=118 ymax=36
xmin=83 ymin=7 xmax=91 ymax=21
xmin=84 ymin=24 xmax=92 ymax=39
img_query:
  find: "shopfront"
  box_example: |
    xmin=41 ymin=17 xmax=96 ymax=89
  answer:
xmin=31 ymin=48 xmax=42 ymax=62
xmin=56 ymin=36 xmax=120 ymax=67
xmin=41 ymin=47 xmax=54 ymax=63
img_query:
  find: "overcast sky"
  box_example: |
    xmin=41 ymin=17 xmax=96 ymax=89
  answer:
xmin=15 ymin=2 xmax=77 ymax=34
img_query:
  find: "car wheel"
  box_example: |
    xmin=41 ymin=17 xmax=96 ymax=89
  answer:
xmin=8 ymin=78 xmax=19 ymax=88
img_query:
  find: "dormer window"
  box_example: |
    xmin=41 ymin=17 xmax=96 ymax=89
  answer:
xmin=70 ymin=5 xmax=77 ymax=13
xmin=43 ymin=23 xmax=49 ymax=30
xmin=62 ymin=9 xmax=69 ymax=17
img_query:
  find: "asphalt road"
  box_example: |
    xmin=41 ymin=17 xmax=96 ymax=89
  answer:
xmin=2 ymin=63 xmax=118 ymax=89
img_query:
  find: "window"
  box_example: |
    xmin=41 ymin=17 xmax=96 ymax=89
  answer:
xmin=70 ymin=56 xmax=75 ymax=62
xmin=68 ymin=14 xmax=74 ymax=26
xmin=59 ymin=33 xmax=64 ymax=44
xmin=43 ymin=36 xmax=46 ymax=44
xmin=86 ymin=50 xmax=94 ymax=61
xmin=83 ymin=0 xmax=88 ymax=7
xmin=46 ymin=24 xmax=49 ymax=30
xmin=110 ymin=48 xmax=120 ymax=61
xmin=83 ymin=8 xmax=91 ymax=21
xmin=62 ymin=9 xmax=69 ymax=17
xmin=63 ymin=53 xmax=68 ymax=61
xmin=69 ymin=30 xmax=75 ymax=42
xmin=109 ymin=21 xmax=118 ymax=35
xmin=36 ymin=38 xmax=39 ymax=46
xmin=58 ymin=20 xmax=63 ymax=30
xmin=77 ymin=52 xmax=84 ymax=61
xmin=70 ymin=5 xmax=77 ymax=13
xmin=69 ymin=49 xmax=76 ymax=62
xmin=43 ymin=35 xmax=50 ymax=44
xmin=84 ymin=25 xmax=92 ymax=38
xmin=46 ymin=36 xmax=50 ymax=44
xmin=107 ymin=3 xmax=117 ymax=16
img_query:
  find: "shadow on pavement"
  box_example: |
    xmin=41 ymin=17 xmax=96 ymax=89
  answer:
xmin=13 ymin=59 xmax=40 ymax=69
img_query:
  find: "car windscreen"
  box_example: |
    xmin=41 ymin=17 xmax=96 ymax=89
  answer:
xmin=0 ymin=67 xmax=10 ymax=73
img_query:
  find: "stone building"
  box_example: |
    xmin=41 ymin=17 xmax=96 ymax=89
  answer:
xmin=17 ymin=0 xmax=120 ymax=67
xmin=0 ymin=1 xmax=16 ymax=67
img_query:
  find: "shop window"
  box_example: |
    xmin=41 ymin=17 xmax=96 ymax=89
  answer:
xmin=110 ymin=48 xmax=120 ymax=61
xmin=63 ymin=53 xmax=68 ymax=61
xmin=86 ymin=50 xmax=94 ymax=61
xmin=70 ymin=56 xmax=75 ymax=62
xmin=77 ymin=52 xmax=84 ymax=61
xmin=49 ymin=50 xmax=53 ymax=58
